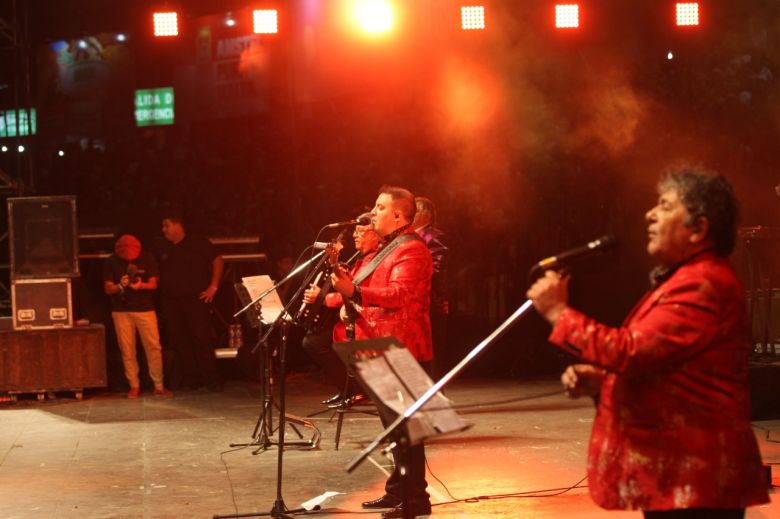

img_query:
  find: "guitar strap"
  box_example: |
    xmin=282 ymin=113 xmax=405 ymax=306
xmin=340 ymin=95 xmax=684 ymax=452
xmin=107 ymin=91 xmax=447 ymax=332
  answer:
xmin=353 ymin=232 xmax=422 ymax=286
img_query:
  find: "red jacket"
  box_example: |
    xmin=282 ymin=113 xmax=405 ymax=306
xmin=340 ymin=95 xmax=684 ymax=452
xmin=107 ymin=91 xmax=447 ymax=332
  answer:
xmin=326 ymin=228 xmax=433 ymax=362
xmin=549 ymin=251 xmax=768 ymax=511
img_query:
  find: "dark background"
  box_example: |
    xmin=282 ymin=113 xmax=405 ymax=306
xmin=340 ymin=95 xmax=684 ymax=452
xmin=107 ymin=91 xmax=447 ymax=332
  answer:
xmin=0 ymin=0 xmax=778 ymax=383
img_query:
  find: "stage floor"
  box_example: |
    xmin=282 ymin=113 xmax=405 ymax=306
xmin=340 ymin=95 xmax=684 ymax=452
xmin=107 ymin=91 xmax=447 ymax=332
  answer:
xmin=0 ymin=375 xmax=778 ymax=518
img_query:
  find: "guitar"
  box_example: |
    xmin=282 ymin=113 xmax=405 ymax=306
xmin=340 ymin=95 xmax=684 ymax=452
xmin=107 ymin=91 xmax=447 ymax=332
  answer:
xmin=294 ymin=238 xmax=344 ymax=333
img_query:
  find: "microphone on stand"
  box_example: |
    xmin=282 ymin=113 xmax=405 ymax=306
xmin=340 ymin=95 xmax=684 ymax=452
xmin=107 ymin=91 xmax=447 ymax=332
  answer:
xmin=324 ymin=215 xmax=371 ymax=229
xmin=530 ymin=235 xmax=618 ymax=275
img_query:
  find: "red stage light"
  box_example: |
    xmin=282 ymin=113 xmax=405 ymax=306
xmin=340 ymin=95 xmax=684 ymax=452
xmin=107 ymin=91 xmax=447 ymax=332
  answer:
xmin=555 ymin=4 xmax=579 ymax=29
xmin=461 ymin=6 xmax=485 ymax=31
xmin=253 ymin=9 xmax=279 ymax=34
xmin=676 ymin=2 xmax=699 ymax=27
xmin=153 ymin=11 xmax=179 ymax=37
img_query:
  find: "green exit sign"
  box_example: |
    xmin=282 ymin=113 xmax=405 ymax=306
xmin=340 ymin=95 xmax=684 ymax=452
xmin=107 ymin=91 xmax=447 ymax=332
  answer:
xmin=135 ymin=87 xmax=174 ymax=127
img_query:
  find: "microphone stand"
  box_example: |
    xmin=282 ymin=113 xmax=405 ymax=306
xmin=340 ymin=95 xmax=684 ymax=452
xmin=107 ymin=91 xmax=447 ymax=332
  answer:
xmin=346 ymin=300 xmax=535 ymax=475
xmin=218 ymin=246 xmax=324 ymax=519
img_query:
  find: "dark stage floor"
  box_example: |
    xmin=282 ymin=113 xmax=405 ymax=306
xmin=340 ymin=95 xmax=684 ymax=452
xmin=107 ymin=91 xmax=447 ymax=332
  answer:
xmin=0 ymin=375 xmax=778 ymax=518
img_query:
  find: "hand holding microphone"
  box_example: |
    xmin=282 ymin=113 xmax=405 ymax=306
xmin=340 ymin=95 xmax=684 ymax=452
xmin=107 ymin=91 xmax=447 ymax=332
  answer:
xmin=527 ymin=270 xmax=570 ymax=325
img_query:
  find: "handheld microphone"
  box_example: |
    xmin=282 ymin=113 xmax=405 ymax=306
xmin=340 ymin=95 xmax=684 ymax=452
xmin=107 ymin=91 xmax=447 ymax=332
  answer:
xmin=324 ymin=215 xmax=371 ymax=229
xmin=531 ymin=235 xmax=618 ymax=273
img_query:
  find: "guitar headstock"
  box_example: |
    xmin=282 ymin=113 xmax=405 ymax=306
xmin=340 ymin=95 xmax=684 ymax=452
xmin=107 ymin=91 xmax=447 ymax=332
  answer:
xmin=324 ymin=232 xmax=345 ymax=265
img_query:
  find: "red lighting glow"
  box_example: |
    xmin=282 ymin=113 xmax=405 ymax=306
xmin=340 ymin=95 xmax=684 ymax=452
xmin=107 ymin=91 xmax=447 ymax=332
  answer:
xmin=555 ymin=4 xmax=579 ymax=29
xmin=675 ymin=2 xmax=699 ymax=26
xmin=353 ymin=0 xmax=394 ymax=35
xmin=253 ymin=9 xmax=279 ymax=34
xmin=461 ymin=6 xmax=485 ymax=31
xmin=153 ymin=11 xmax=179 ymax=37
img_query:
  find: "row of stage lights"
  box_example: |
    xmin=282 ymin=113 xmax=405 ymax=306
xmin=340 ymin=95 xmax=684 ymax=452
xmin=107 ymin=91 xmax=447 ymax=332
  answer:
xmin=151 ymin=2 xmax=701 ymax=37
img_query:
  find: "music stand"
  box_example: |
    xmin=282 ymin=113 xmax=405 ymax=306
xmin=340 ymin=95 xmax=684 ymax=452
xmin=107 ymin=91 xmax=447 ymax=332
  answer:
xmin=334 ymin=338 xmax=467 ymax=518
xmin=217 ymin=274 xmax=321 ymax=519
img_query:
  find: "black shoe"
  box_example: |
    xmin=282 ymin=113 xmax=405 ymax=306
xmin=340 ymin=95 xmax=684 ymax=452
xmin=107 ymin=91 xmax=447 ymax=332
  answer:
xmin=321 ymin=392 xmax=343 ymax=405
xmin=382 ymin=501 xmax=432 ymax=518
xmin=361 ymin=494 xmax=402 ymax=509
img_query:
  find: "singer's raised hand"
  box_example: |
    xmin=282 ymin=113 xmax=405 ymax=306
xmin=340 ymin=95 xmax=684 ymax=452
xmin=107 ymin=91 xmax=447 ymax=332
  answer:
xmin=526 ymin=269 xmax=570 ymax=325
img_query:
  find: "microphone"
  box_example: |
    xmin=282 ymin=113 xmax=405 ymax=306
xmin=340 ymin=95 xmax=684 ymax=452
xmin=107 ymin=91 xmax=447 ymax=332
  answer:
xmin=532 ymin=235 xmax=618 ymax=273
xmin=324 ymin=215 xmax=371 ymax=229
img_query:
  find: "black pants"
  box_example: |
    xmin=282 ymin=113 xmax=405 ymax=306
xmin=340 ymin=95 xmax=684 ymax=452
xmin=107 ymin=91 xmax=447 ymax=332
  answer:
xmin=377 ymin=408 xmax=429 ymax=504
xmin=644 ymin=509 xmax=744 ymax=519
xmin=162 ymin=298 xmax=218 ymax=389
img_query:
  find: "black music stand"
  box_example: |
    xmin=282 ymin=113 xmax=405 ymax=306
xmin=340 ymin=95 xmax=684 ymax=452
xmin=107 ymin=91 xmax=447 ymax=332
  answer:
xmin=335 ymin=338 xmax=467 ymax=518
xmin=217 ymin=274 xmax=321 ymax=519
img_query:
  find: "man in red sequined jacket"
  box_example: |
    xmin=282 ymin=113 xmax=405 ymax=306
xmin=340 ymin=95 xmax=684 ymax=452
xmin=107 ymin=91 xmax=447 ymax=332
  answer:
xmin=330 ymin=186 xmax=433 ymax=518
xmin=528 ymin=168 xmax=768 ymax=519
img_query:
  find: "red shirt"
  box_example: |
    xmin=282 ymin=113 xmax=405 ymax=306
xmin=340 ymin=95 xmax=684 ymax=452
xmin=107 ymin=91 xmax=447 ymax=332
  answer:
xmin=326 ymin=228 xmax=433 ymax=361
xmin=549 ymin=252 xmax=768 ymax=511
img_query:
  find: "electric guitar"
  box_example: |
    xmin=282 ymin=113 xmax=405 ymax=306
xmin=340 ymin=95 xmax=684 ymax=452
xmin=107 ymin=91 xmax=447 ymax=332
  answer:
xmin=294 ymin=239 xmax=344 ymax=333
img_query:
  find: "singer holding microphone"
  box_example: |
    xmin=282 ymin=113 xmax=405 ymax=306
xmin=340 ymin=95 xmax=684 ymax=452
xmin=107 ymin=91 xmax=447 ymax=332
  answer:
xmin=103 ymin=234 xmax=172 ymax=398
xmin=527 ymin=168 xmax=767 ymax=518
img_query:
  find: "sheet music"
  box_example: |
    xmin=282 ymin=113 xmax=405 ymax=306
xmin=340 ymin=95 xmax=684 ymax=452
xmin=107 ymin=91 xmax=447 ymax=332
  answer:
xmin=356 ymin=346 xmax=468 ymax=445
xmin=241 ymin=275 xmax=284 ymax=324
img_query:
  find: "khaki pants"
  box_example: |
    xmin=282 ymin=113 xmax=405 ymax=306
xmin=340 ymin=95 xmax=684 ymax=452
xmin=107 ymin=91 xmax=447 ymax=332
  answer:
xmin=112 ymin=311 xmax=165 ymax=390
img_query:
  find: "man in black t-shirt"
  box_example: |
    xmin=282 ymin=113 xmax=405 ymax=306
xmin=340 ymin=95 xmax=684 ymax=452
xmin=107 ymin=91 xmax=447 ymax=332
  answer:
xmin=103 ymin=234 xmax=172 ymax=398
xmin=159 ymin=211 xmax=224 ymax=391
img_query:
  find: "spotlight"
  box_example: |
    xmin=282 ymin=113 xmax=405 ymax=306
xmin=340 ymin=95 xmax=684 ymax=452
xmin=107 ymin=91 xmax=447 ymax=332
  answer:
xmin=17 ymin=145 xmax=25 ymax=153
xmin=353 ymin=0 xmax=394 ymax=35
xmin=116 ymin=33 xmax=127 ymax=42
xmin=555 ymin=4 xmax=579 ymax=29
xmin=78 ymin=40 xmax=88 ymax=49
xmin=667 ymin=51 xmax=674 ymax=60
xmin=676 ymin=2 xmax=699 ymax=26
xmin=153 ymin=11 xmax=179 ymax=37
xmin=1 ymin=145 xmax=7 ymax=152
xmin=58 ymin=150 xmax=65 ymax=157
xmin=225 ymin=13 xmax=236 ymax=27
xmin=253 ymin=9 xmax=278 ymax=34
xmin=461 ymin=6 xmax=485 ymax=31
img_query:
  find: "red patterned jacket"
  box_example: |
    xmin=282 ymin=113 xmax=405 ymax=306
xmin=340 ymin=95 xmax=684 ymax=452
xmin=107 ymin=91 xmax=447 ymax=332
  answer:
xmin=325 ymin=227 xmax=433 ymax=361
xmin=549 ymin=251 xmax=768 ymax=511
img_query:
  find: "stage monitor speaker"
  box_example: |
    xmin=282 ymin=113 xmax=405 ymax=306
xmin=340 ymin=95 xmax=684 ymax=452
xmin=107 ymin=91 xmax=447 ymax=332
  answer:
xmin=8 ymin=195 xmax=79 ymax=279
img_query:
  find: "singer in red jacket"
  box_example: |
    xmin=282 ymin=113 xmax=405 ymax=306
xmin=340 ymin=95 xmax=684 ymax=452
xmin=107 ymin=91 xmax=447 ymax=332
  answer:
xmin=528 ymin=168 xmax=768 ymax=518
xmin=330 ymin=186 xmax=433 ymax=518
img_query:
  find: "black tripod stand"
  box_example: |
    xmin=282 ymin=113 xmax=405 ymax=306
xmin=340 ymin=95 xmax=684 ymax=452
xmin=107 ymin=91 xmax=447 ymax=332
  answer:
xmin=230 ymin=318 xmax=319 ymax=454
xmin=216 ymin=252 xmax=326 ymax=519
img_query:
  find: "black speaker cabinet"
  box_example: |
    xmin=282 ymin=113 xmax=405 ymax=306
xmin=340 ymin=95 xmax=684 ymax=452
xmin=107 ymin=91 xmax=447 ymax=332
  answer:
xmin=8 ymin=195 xmax=79 ymax=279
xmin=12 ymin=278 xmax=73 ymax=330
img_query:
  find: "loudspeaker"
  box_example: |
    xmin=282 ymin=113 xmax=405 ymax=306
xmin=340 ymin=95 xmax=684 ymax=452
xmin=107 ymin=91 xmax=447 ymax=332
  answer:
xmin=8 ymin=196 xmax=79 ymax=279
xmin=12 ymin=278 xmax=73 ymax=330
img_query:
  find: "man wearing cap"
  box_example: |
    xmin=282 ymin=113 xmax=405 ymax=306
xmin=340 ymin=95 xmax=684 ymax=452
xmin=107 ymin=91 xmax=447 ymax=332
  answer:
xmin=103 ymin=234 xmax=172 ymax=398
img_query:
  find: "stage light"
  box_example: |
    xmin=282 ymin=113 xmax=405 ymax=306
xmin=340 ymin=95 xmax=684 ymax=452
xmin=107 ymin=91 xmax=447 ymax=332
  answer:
xmin=555 ymin=4 xmax=579 ymax=29
xmin=676 ymin=2 xmax=699 ymax=26
xmin=225 ymin=13 xmax=237 ymax=27
xmin=17 ymin=145 xmax=24 ymax=153
xmin=116 ymin=33 xmax=127 ymax=42
xmin=461 ymin=6 xmax=485 ymax=31
xmin=667 ymin=51 xmax=674 ymax=60
xmin=58 ymin=150 xmax=65 ymax=157
xmin=353 ymin=0 xmax=394 ymax=35
xmin=1 ymin=145 xmax=7 ymax=152
xmin=253 ymin=9 xmax=278 ymax=34
xmin=77 ymin=40 xmax=88 ymax=49
xmin=153 ymin=11 xmax=179 ymax=37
